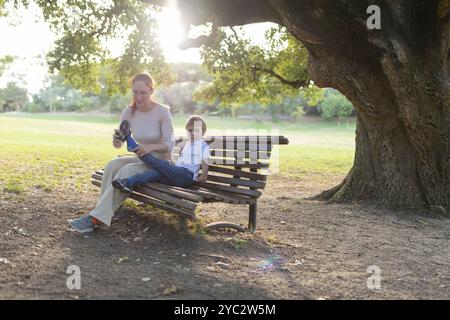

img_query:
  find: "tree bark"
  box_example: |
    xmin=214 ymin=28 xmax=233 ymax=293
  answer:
xmin=272 ymin=0 xmax=450 ymax=211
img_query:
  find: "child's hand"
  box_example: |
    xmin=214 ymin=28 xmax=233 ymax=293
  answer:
xmin=197 ymin=174 xmax=207 ymax=183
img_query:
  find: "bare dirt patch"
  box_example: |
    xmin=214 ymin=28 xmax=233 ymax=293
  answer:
xmin=0 ymin=174 xmax=449 ymax=299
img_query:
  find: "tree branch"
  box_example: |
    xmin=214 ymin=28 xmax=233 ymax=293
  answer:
xmin=138 ymin=0 xmax=279 ymax=26
xmin=222 ymin=82 xmax=240 ymax=99
xmin=177 ymin=24 xmax=220 ymax=50
xmin=252 ymin=65 xmax=308 ymax=89
xmin=138 ymin=0 xmax=280 ymax=50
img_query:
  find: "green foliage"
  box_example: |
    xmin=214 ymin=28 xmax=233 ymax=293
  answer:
xmin=196 ymin=25 xmax=323 ymax=106
xmin=154 ymin=63 xmax=213 ymax=114
xmin=2 ymin=2 xmax=360 ymax=121
xmin=26 ymin=74 xmax=131 ymax=113
xmin=169 ymin=63 xmax=212 ymax=83
xmin=25 ymin=64 xmax=213 ymax=115
xmin=5 ymin=1 xmax=329 ymax=116
xmin=0 ymin=55 xmax=14 ymax=76
xmin=32 ymin=0 xmax=172 ymax=94
xmin=319 ymin=89 xmax=354 ymax=120
xmin=0 ymin=0 xmax=9 ymax=16
xmin=3 ymin=63 xmax=350 ymax=121
xmin=156 ymin=81 xmax=197 ymax=114
xmin=0 ymin=82 xmax=29 ymax=112
xmin=292 ymin=106 xmax=306 ymax=121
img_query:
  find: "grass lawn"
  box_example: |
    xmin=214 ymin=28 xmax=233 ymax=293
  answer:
xmin=0 ymin=112 xmax=355 ymax=195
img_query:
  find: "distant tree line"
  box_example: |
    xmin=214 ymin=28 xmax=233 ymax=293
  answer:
xmin=0 ymin=62 xmax=354 ymax=121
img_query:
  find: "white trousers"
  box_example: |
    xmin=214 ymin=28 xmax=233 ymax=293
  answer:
xmin=90 ymin=156 xmax=150 ymax=226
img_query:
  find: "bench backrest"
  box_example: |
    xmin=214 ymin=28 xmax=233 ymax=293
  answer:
xmin=171 ymin=135 xmax=289 ymax=198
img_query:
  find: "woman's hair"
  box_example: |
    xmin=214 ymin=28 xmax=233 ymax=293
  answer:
xmin=130 ymin=73 xmax=155 ymax=114
xmin=185 ymin=115 xmax=207 ymax=135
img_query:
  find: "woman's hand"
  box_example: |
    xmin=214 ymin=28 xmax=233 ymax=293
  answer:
xmin=135 ymin=144 xmax=154 ymax=157
xmin=112 ymin=136 xmax=123 ymax=149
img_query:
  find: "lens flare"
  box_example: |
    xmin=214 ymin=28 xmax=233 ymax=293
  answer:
xmin=256 ymin=255 xmax=283 ymax=272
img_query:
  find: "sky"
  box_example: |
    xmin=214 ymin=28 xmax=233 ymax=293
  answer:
xmin=0 ymin=2 xmax=273 ymax=94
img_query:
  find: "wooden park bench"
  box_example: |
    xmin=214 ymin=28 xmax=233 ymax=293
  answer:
xmin=91 ymin=135 xmax=289 ymax=232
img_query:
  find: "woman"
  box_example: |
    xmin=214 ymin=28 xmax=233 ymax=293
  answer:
xmin=69 ymin=73 xmax=175 ymax=233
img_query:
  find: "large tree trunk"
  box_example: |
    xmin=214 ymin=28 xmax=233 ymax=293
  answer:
xmin=313 ymin=64 xmax=449 ymax=211
xmin=173 ymin=0 xmax=450 ymax=212
xmin=272 ymin=0 xmax=450 ymax=212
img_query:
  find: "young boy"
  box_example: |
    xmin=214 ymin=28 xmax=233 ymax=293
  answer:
xmin=112 ymin=115 xmax=210 ymax=193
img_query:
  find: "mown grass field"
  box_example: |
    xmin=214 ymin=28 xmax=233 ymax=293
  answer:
xmin=0 ymin=113 xmax=355 ymax=196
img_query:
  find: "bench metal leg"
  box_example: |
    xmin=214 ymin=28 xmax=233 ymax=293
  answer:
xmin=178 ymin=216 xmax=188 ymax=232
xmin=248 ymin=167 xmax=258 ymax=232
xmin=248 ymin=202 xmax=257 ymax=231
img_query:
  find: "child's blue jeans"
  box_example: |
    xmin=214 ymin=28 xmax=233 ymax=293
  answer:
xmin=126 ymin=153 xmax=194 ymax=188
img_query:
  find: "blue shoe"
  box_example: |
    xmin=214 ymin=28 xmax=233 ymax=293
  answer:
xmin=112 ymin=179 xmax=133 ymax=193
xmin=119 ymin=120 xmax=140 ymax=152
xmin=68 ymin=215 xmax=96 ymax=233
xmin=126 ymin=135 xmax=140 ymax=153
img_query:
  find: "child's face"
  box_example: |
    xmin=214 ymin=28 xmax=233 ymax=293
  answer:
xmin=186 ymin=124 xmax=203 ymax=141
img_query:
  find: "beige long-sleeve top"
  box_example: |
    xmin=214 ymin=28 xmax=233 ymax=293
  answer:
xmin=120 ymin=104 xmax=175 ymax=158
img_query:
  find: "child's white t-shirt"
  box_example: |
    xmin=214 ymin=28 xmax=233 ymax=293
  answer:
xmin=175 ymin=140 xmax=210 ymax=181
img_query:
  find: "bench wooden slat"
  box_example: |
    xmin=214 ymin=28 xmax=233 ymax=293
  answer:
xmin=210 ymin=149 xmax=271 ymax=160
xmin=110 ymin=183 xmax=254 ymax=205
xmin=127 ymin=193 xmax=195 ymax=220
xmin=207 ymin=165 xmax=267 ymax=181
xmin=172 ymin=150 xmax=271 ymax=161
xmin=134 ymin=186 xmax=197 ymax=211
xmin=209 ymin=159 xmax=269 ymax=168
xmin=93 ymin=170 xmax=258 ymax=203
xmin=206 ymin=174 xmax=266 ymax=189
xmin=194 ymin=181 xmax=261 ymax=198
xmin=182 ymin=186 xmax=255 ymax=204
xmin=97 ymin=164 xmax=269 ymax=184
xmin=94 ymin=170 xmax=203 ymax=202
xmin=198 ymin=188 xmax=255 ymax=204
xmin=91 ymin=173 xmax=103 ymax=180
xmin=91 ymin=173 xmax=197 ymax=211
xmin=168 ymin=186 xmax=214 ymax=199
xmin=177 ymin=141 xmax=274 ymax=152
xmin=211 ymin=136 xmax=289 ymax=145
xmin=176 ymin=135 xmax=289 ymax=145
xmin=141 ymin=182 xmax=203 ymax=202
xmin=91 ymin=179 xmax=195 ymax=219
xmin=174 ymin=148 xmax=271 ymax=158
xmin=208 ymin=142 xmax=273 ymax=152
xmin=170 ymin=155 xmax=270 ymax=167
